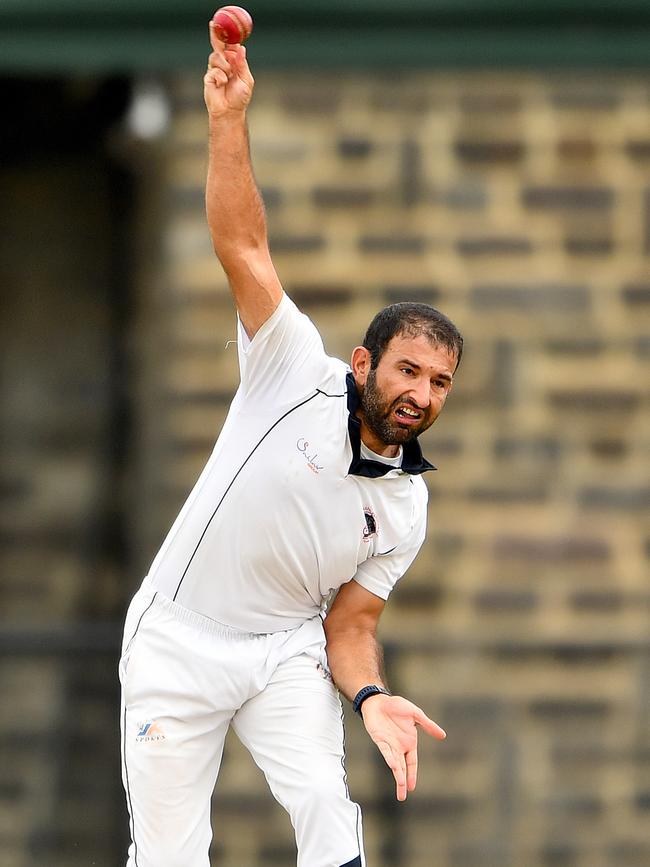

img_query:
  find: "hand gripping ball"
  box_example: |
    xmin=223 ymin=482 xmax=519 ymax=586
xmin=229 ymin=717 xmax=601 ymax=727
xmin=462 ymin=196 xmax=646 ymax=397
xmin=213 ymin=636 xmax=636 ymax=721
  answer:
xmin=212 ymin=6 xmax=254 ymax=44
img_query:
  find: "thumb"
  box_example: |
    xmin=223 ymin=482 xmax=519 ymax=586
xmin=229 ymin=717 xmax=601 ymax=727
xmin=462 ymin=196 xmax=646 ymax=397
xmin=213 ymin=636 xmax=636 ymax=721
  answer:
xmin=415 ymin=709 xmax=447 ymax=740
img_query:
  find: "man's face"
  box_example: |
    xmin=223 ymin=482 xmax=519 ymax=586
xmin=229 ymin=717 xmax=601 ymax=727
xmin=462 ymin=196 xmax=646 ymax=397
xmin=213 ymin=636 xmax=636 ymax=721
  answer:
xmin=355 ymin=333 xmax=457 ymax=452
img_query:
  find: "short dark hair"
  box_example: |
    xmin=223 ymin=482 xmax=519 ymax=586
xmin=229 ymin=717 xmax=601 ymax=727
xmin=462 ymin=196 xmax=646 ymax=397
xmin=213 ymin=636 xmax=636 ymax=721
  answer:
xmin=362 ymin=302 xmax=464 ymax=370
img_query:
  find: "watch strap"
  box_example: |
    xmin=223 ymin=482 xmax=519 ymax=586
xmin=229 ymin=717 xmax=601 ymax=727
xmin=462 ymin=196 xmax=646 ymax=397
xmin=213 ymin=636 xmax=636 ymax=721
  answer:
xmin=352 ymin=684 xmax=392 ymax=715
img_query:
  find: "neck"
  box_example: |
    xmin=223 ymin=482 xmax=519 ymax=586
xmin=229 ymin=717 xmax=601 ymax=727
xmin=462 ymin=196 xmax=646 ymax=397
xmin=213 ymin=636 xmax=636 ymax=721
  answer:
xmin=357 ymin=413 xmax=401 ymax=458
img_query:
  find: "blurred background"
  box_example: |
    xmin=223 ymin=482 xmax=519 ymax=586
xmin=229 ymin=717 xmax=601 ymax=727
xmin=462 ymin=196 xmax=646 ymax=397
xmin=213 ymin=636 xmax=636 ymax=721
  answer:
xmin=1 ymin=1 xmax=649 ymax=865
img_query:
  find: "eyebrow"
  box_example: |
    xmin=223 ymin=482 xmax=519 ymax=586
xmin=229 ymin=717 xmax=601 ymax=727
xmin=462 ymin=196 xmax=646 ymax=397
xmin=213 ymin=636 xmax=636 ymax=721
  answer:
xmin=398 ymin=358 xmax=453 ymax=383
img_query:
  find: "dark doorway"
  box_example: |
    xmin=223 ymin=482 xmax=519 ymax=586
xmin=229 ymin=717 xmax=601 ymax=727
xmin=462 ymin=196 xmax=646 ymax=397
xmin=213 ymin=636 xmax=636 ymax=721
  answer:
xmin=0 ymin=76 xmax=135 ymax=867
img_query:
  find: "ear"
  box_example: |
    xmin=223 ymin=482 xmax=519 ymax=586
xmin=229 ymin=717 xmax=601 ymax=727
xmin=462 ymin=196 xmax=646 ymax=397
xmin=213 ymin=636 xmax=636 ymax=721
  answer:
xmin=351 ymin=345 xmax=372 ymax=386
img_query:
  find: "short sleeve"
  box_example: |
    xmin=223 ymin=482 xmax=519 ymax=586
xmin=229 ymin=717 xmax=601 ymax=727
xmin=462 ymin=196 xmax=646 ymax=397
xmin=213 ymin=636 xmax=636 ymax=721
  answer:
xmin=237 ymin=293 xmax=333 ymax=407
xmin=352 ymin=486 xmax=428 ymax=600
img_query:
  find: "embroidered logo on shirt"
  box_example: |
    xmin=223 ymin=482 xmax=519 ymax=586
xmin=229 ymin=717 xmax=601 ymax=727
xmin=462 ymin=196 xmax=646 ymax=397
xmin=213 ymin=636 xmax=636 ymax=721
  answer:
xmin=296 ymin=438 xmax=324 ymax=474
xmin=363 ymin=507 xmax=378 ymax=541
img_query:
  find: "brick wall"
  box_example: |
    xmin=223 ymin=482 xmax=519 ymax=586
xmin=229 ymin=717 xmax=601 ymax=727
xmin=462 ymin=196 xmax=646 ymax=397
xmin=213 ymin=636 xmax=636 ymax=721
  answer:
xmin=134 ymin=70 xmax=650 ymax=866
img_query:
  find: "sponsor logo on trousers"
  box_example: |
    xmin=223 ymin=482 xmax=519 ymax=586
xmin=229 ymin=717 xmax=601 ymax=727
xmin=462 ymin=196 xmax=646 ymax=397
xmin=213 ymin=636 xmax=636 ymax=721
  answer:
xmin=136 ymin=720 xmax=166 ymax=742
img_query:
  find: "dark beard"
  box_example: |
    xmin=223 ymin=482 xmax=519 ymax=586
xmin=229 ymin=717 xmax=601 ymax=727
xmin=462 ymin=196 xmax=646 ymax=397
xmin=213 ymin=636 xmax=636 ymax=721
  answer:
xmin=360 ymin=369 xmax=428 ymax=446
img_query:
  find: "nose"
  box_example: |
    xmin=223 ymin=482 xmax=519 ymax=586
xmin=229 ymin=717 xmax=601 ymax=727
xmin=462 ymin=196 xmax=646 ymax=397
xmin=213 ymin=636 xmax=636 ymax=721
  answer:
xmin=409 ymin=377 xmax=431 ymax=409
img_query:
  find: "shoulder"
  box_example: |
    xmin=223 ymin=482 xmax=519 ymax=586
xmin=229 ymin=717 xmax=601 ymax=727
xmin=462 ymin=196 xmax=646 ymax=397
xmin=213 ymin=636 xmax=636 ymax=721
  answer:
xmin=411 ymin=474 xmax=429 ymax=500
xmin=319 ymin=358 xmax=351 ymax=394
xmin=409 ymin=475 xmax=429 ymax=520
xmin=237 ymin=291 xmax=307 ymax=350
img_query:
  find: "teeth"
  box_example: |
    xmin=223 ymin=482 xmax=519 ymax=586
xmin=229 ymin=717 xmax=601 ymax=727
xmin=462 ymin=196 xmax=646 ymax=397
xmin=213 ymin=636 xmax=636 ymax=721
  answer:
xmin=399 ymin=407 xmax=419 ymax=417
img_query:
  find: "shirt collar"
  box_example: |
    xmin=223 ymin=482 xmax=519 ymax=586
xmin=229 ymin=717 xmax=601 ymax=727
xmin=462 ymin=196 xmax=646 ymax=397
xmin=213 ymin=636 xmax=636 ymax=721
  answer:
xmin=345 ymin=372 xmax=436 ymax=478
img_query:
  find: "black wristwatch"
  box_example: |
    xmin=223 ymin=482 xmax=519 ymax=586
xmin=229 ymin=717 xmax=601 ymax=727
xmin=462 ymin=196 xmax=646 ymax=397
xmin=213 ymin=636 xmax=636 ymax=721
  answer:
xmin=352 ymin=684 xmax=392 ymax=715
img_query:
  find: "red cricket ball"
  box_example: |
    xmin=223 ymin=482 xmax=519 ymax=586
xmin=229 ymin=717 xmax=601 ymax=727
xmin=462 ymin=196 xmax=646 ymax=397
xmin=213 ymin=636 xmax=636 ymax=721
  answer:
xmin=212 ymin=6 xmax=254 ymax=44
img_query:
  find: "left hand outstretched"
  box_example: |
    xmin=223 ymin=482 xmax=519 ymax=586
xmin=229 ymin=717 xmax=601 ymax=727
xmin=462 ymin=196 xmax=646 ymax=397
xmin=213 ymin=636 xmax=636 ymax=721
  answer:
xmin=361 ymin=694 xmax=446 ymax=801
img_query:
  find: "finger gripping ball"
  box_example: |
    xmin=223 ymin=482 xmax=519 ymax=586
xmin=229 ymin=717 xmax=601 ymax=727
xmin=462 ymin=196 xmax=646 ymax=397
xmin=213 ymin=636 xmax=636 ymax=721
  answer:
xmin=213 ymin=6 xmax=253 ymax=44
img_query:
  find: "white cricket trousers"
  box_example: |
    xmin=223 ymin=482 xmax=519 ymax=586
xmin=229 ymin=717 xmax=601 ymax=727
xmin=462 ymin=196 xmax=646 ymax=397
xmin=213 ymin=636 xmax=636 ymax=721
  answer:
xmin=119 ymin=578 xmax=365 ymax=867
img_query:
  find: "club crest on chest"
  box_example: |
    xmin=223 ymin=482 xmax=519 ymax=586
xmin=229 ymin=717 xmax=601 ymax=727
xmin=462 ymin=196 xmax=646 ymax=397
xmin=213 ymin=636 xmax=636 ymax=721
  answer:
xmin=362 ymin=506 xmax=378 ymax=542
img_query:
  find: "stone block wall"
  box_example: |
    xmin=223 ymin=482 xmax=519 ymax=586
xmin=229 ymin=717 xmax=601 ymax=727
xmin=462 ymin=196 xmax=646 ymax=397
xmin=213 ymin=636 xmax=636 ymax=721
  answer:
xmin=135 ymin=69 xmax=650 ymax=866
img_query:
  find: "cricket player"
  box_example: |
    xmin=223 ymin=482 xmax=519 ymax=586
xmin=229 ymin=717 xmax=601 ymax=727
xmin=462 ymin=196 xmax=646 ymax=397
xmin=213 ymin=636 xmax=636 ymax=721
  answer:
xmin=119 ymin=23 xmax=463 ymax=867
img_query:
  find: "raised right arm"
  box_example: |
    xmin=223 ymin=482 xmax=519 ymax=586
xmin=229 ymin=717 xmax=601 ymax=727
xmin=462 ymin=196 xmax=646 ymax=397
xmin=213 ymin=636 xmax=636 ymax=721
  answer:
xmin=204 ymin=22 xmax=283 ymax=339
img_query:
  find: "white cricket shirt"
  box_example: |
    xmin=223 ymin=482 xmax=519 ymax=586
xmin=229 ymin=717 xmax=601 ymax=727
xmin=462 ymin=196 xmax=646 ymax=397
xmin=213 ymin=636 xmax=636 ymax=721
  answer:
xmin=147 ymin=294 xmax=433 ymax=633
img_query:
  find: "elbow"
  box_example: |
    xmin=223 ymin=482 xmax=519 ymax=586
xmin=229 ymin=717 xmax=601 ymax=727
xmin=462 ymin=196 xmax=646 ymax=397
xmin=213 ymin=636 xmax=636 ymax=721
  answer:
xmin=323 ymin=611 xmax=376 ymax=645
xmin=323 ymin=602 xmax=348 ymax=637
xmin=322 ymin=612 xmax=346 ymax=648
xmin=212 ymin=235 xmax=264 ymax=266
xmin=212 ymin=237 xmax=271 ymax=280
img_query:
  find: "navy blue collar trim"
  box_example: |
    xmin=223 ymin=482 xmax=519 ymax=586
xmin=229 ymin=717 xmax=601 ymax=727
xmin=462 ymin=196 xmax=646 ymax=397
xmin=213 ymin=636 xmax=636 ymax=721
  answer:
xmin=345 ymin=372 xmax=436 ymax=478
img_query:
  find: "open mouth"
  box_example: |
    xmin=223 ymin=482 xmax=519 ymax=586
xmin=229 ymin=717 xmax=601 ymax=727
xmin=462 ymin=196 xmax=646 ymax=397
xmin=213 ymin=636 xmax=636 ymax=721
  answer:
xmin=394 ymin=406 xmax=422 ymax=424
